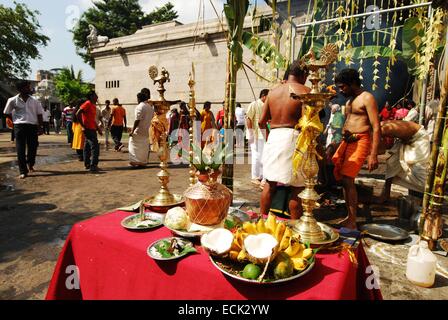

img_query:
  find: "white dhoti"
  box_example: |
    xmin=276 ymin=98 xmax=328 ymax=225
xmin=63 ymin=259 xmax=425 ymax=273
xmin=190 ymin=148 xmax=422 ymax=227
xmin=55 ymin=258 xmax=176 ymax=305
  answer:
xmin=385 ymin=127 xmax=430 ymax=192
xmin=262 ymin=128 xmax=305 ymax=187
xmin=129 ymin=134 xmax=150 ymax=166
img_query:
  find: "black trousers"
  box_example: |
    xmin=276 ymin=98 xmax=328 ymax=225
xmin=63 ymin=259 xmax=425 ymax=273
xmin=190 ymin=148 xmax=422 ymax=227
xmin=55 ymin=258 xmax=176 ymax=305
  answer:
xmin=14 ymin=124 xmax=39 ymax=175
xmin=111 ymin=125 xmax=123 ymax=150
xmin=43 ymin=122 xmax=50 ymax=135
xmin=83 ymin=129 xmax=100 ymax=168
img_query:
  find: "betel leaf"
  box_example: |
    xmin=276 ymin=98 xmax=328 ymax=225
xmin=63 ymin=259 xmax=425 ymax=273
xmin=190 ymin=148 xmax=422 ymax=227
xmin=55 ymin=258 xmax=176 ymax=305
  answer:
xmin=155 ymin=240 xmax=173 ymax=258
xmin=180 ymin=246 xmax=197 ymax=255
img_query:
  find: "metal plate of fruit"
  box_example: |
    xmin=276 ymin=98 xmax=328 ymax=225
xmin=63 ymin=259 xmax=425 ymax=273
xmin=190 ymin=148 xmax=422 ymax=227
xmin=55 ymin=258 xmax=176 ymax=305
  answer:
xmin=147 ymin=237 xmax=197 ymax=261
xmin=209 ymin=255 xmax=315 ymax=284
xmin=202 ymin=213 xmax=317 ymax=284
xmin=121 ymin=212 xmax=165 ymax=230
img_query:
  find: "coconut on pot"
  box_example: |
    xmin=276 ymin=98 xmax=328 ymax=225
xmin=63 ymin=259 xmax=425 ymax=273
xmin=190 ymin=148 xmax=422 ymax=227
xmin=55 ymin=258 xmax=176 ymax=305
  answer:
xmin=201 ymin=228 xmax=234 ymax=257
xmin=243 ymin=233 xmax=279 ymax=265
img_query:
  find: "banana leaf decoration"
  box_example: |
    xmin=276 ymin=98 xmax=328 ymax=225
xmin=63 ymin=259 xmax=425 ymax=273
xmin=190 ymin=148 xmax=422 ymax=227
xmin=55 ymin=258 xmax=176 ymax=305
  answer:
xmin=292 ymin=103 xmax=323 ymax=178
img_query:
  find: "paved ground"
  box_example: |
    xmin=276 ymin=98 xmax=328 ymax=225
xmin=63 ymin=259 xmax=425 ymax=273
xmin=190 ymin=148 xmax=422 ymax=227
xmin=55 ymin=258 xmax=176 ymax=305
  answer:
xmin=0 ymin=131 xmax=447 ymax=300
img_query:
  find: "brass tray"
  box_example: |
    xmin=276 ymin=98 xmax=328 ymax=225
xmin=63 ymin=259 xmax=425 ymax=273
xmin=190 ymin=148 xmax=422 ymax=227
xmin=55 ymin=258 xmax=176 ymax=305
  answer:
xmin=121 ymin=212 xmax=164 ymax=230
xmin=288 ymin=222 xmax=340 ymax=246
xmin=143 ymin=194 xmax=184 ymax=213
xmin=210 ymin=256 xmax=315 ymax=285
xmin=360 ymin=224 xmax=410 ymax=241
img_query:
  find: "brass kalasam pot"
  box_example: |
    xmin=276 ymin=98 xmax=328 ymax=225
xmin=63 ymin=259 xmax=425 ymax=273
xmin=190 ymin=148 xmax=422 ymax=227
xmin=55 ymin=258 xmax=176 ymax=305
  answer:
xmin=184 ymin=170 xmax=232 ymax=226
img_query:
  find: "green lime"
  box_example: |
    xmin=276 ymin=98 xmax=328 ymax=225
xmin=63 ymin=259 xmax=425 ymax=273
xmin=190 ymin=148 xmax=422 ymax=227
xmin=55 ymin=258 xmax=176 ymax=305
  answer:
xmin=242 ymin=263 xmax=262 ymax=279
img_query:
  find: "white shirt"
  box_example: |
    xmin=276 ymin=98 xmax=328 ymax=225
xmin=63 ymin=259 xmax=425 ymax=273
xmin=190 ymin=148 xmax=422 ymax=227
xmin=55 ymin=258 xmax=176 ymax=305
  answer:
xmin=134 ymin=102 xmax=154 ymax=137
xmin=246 ymin=99 xmax=264 ymax=139
xmin=235 ymin=107 xmax=246 ymax=126
xmin=4 ymin=94 xmax=43 ymax=125
xmin=42 ymin=109 xmax=51 ymax=122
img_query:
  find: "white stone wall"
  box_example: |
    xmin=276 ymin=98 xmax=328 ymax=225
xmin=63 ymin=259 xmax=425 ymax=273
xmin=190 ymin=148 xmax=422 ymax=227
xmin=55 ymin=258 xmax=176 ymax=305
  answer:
xmin=92 ymin=18 xmax=302 ymax=123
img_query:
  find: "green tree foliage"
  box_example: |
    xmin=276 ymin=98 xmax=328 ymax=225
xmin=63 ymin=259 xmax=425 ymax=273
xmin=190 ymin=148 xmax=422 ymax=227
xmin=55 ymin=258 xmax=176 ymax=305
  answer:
xmin=0 ymin=2 xmax=49 ymax=80
xmin=72 ymin=0 xmax=178 ymax=67
xmin=54 ymin=66 xmax=91 ymax=106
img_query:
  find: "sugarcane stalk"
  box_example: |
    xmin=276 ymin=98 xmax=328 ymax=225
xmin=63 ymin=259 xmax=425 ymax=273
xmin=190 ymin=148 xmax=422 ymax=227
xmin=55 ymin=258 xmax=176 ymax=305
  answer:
xmin=420 ymin=61 xmax=448 ymax=248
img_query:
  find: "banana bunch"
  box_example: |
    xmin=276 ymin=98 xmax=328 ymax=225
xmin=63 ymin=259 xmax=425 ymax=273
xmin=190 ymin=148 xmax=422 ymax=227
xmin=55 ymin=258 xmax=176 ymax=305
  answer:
xmin=228 ymin=213 xmax=313 ymax=271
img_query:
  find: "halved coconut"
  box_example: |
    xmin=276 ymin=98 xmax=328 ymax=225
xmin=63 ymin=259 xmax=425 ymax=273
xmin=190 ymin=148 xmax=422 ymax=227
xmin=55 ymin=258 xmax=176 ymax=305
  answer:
xmin=201 ymin=228 xmax=234 ymax=257
xmin=243 ymin=233 xmax=279 ymax=265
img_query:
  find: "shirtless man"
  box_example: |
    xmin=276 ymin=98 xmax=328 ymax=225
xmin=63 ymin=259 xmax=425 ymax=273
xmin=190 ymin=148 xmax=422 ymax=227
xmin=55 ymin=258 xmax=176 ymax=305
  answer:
xmin=258 ymin=60 xmax=310 ymax=219
xmin=332 ymin=69 xmax=380 ymax=229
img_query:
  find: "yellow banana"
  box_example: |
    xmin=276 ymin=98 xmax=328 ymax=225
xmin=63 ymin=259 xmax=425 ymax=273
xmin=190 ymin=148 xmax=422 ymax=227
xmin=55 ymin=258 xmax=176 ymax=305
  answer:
xmin=265 ymin=213 xmax=278 ymax=234
xmin=279 ymin=227 xmax=293 ymax=250
xmin=237 ymin=249 xmax=247 ymax=262
xmin=256 ymin=218 xmax=266 ymax=233
xmin=302 ymin=248 xmax=313 ymax=260
xmin=274 ymin=222 xmax=286 ymax=243
xmin=291 ymin=257 xmax=307 ymax=271
xmin=284 ymin=239 xmax=303 ymax=257
xmin=242 ymin=221 xmax=257 ymax=234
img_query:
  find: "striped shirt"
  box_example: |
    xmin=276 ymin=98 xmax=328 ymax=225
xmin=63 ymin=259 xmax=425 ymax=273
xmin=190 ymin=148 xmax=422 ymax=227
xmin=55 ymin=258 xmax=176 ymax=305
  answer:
xmin=63 ymin=106 xmax=75 ymax=122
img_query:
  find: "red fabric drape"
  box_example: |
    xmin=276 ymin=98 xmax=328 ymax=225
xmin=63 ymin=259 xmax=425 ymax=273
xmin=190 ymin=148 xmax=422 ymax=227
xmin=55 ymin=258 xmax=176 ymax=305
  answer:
xmin=46 ymin=211 xmax=382 ymax=300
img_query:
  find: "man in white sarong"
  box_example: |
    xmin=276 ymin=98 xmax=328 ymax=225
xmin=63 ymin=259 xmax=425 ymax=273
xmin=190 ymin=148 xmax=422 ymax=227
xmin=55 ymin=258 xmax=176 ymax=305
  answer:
xmin=377 ymin=120 xmax=430 ymax=203
xmin=129 ymin=92 xmax=154 ymax=167
xmin=258 ymin=60 xmax=310 ymax=219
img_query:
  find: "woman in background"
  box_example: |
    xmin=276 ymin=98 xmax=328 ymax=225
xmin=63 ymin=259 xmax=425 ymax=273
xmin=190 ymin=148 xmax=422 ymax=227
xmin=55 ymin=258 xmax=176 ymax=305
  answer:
xmin=71 ymin=100 xmax=85 ymax=161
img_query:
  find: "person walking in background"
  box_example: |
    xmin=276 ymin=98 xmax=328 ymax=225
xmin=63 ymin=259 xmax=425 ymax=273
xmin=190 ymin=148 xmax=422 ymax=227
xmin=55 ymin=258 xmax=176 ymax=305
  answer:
xmin=200 ymin=101 xmax=217 ymax=147
xmin=235 ymin=102 xmax=246 ymax=148
xmin=71 ymin=100 xmax=86 ymax=161
xmin=76 ymin=91 xmax=102 ymax=172
xmin=62 ymin=104 xmax=75 ymax=143
xmin=108 ymin=98 xmax=127 ymax=152
xmin=53 ymin=105 xmax=62 ymax=134
xmin=101 ymin=100 xmax=112 ymax=150
xmin=168 ymin=108 xmax=180 ymax=146
xmin=216 ymin=101 xmax=225 ymax=130
xmin=42 ymin=105 xmax=51 ymax=135
xmin=247 ymin=89 xmax=269 ymax=187
xmin=177 ymin=102 xmax=190 ymax=157
xmin=129 ymin=92 xmax=154 ymax=167
xmin=3 ymin=81 xmax=44 ymax=179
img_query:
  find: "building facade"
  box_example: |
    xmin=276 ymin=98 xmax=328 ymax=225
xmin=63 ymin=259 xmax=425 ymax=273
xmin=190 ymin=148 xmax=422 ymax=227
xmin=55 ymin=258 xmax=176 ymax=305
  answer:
xmin=91 ymin=11 xmax=308 ymax=123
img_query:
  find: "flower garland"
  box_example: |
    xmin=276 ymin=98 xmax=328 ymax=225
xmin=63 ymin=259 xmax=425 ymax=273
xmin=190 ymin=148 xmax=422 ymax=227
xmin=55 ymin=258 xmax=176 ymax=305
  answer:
xmin=416 ymin=8 xmax=445 ymax=80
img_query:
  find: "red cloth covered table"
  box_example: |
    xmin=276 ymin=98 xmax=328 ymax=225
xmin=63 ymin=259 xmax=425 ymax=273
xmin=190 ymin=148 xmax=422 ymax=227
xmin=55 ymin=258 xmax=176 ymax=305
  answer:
xmin=46 ymin=211 xmax=382 ymax=300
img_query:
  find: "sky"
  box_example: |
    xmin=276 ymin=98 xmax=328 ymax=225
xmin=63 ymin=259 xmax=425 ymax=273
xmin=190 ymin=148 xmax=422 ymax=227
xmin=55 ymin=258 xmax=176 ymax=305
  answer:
xmin=1 ymin=0 xmax=250 ymax=83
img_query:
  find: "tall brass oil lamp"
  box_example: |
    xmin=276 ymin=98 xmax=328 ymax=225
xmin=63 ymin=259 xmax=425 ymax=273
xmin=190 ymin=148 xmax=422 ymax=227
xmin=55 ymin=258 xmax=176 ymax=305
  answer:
xmin=188 ymin=63 xmax=197 ymax=186
xmin=291 ymin=44 xmax=339 ymax=244
xmin=144 ymin=66 xmax=183 ymax=211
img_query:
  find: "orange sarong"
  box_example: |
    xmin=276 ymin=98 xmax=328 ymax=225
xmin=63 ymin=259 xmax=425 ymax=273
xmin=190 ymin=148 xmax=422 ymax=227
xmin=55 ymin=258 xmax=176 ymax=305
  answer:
xmin=332 ymin=133 xmax=371 ymax=181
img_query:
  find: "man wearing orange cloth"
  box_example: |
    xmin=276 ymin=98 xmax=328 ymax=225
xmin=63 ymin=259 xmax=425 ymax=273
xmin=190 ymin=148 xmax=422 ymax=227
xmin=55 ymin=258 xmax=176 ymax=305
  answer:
xmin=332 ymin=69 xmax=380 ymax=230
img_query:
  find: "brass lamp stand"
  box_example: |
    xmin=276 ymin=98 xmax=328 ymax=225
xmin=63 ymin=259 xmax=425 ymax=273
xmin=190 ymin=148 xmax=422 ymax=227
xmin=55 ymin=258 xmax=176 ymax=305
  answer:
xmin=188 ymin=64 xmax=198 ymax=186
xmin=291 ymin=44 xmax=340 ymax=245
xmin=144 ymin=66 xmax=183 ymax=211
